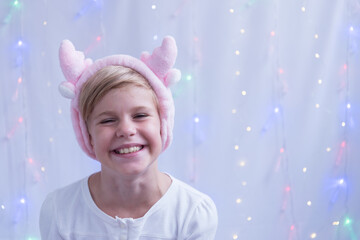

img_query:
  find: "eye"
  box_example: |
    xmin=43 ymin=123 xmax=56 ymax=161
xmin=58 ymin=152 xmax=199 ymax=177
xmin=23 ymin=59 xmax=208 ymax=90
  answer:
xmin=100 ymin=119 xmax=115 ymax=124
xmin=134 ymin=113 xmax=148 ymax=119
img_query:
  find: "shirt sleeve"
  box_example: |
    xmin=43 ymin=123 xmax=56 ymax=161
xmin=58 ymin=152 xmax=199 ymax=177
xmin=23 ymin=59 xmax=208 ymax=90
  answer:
xmin=183 ymin=196 xmax=218 ymax=240
xmin=39 ymin=192 xmax=63 ymax=240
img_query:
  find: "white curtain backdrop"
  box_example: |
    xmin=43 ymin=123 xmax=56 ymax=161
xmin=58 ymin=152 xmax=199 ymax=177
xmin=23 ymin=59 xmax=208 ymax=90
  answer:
xmin=1 ymin=0 xmax=359 ymax=239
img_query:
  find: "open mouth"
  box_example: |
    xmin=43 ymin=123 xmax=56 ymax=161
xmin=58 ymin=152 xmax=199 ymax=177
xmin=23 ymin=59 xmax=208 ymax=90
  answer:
xmin=113 ymin=145 xmax=144 ymax=154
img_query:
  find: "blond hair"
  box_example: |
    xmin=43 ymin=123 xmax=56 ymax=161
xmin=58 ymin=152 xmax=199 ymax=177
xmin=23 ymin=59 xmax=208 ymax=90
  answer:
xmin=79 ymin=65 xmax=157 ymax=122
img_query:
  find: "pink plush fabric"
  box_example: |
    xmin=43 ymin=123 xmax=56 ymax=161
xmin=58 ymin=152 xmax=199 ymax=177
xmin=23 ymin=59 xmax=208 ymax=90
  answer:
xmin=58 ymin=36 xmax=181 ymax=160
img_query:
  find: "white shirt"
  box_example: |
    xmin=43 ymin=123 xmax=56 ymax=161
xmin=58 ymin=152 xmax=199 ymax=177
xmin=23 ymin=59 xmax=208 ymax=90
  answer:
xmin=39 ymin=175 xmax=218 ymax=240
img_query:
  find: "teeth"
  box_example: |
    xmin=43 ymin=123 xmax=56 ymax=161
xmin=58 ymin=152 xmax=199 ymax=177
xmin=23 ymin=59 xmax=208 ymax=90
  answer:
xmin=115 ymin=146 xmax=141 ymax=154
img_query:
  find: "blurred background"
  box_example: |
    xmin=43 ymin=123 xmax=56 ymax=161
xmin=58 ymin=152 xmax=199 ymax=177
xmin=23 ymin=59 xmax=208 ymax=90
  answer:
xmin=1 ymin=0 xmax=360 ymax=239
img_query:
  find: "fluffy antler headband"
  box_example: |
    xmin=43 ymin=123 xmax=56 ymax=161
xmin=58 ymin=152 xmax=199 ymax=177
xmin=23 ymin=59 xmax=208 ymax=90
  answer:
xmin=58 ymin=36 xmax=181 ymax=159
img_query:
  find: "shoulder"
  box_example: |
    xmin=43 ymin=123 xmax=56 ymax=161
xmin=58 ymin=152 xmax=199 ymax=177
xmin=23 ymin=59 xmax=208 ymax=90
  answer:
xmin=169 ymin=177 xmax=218 ymax=239
xmin=40 ymin=177 xmax=88 ymax=222
xmin=171 ymin=177 xmax=216 ymax=210
xmin=39 ymin=177 xmax=88 ymax=238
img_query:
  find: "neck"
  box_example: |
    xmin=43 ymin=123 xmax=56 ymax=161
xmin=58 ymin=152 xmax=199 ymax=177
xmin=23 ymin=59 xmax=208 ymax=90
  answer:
xmin=89 ymin=165 xmax=171 ymax=219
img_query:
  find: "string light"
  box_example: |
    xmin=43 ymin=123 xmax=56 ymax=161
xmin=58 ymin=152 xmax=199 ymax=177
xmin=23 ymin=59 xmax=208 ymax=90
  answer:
xmin=194 ymin=117 xmax=200 ymax=123
xmin=318 ymin=79 xmax=322 ymax=84
xmin=232 ymin=109 xmax=237 ymax=114
xmin=310 ymin=233 xmax=317 ymax=238
xmin=13 ymin=0 xmax=20 ymax=7
xmin=238 ymin=161 xmax=246 ymax=167
xmin=344 ymin=217 xmax=352 ymax=226
xmin=17 ymin=40 xmax=23 ymax=47
xmin=302 ymin=167 xmax=307 ymax=173
xmin=236 ymin=198 xmax=242 ymax=204
xmin=74 ymin=0 xmax=103 ymax=19
xmin=20 ymin=198 xmax=26 ymax=204
xmin=240 ymin=28 xmax=245 ymax=34
xmin=232 ymin=234 xmax=238 ymax=239
xmin=332 ymin=221 xmax=340 ymax=226
xmin=246 ymin=126 xmax=251 ymax=132
xmin=241 ymin=90 xmax=247 ymax=96
xmin=151 ymin=5 xmax=156 ymax=10
xmin=307 ymin=201 xmax=312 ymax=206
xmin=301 ymin=6 xmax=306 ymax=12
xmin=314 ymin=34 xmax=319 ymax=39
xmin=315 ymin=53 xmax=320 ymax=58
xmin=1 ymin=205 xmax=5 ymax=210
xmin=186 ymin=75 xmax=192 ymax=81
xmin=229 ymin=9 xmax=234 ymax=13
xmin=234 ymin=145 xmax=239 ymax=150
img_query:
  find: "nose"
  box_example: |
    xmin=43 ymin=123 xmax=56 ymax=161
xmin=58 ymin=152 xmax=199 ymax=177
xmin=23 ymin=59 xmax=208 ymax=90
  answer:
xmin=115 ymin=119 xmax=136 ymax=138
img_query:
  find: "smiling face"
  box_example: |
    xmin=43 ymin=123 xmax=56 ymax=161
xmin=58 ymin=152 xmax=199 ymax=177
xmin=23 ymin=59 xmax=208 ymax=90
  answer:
xmin=87 ymin=85 xmax=162 ymax=177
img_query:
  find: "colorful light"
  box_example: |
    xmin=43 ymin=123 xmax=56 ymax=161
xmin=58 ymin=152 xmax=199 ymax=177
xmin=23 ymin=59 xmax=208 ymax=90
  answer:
xmin=344 ymin=217 xmax=352 ymax=226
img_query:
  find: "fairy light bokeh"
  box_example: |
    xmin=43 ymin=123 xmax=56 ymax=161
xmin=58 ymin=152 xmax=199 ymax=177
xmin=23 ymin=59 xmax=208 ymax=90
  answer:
xmin=0 ymin=0 xmax=359 ymax=239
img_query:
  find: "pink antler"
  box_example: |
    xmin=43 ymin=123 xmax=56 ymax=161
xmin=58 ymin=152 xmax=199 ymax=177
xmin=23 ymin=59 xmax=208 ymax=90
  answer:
xmin=58 ymin=40 xmax=93 ymax=99
xmin=141 ymin=36 xmax=181 ymax=86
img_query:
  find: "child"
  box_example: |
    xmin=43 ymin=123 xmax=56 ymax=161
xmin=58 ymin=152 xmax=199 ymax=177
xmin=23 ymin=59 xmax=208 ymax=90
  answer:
xmin=39 ymin=36 xmax=218 ymax=239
